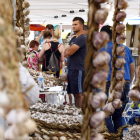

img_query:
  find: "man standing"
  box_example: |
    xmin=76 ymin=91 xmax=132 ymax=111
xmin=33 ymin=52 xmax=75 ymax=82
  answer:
xmin=64 ymin=17 xmax=87 ymax=108
xmin=100 ymin=25 xmax=135 ymax=133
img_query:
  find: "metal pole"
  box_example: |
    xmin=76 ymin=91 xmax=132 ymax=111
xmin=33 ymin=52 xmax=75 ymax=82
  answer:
xmin=12 ymin=0 xmax=16 ymax=28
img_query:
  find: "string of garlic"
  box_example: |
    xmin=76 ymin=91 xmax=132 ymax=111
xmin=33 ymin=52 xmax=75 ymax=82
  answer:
xmin=103 ymin=0 xmax=128 ymax=116
xmin=81 ymin=0 xmax=110 ymax=140
xmin=128 ymin=26 xmax=140 ymax=101
xmin=0 ymin=0 xmax=36 ymax=139
xmin=16 ymin=0 xmax=30 ymax=67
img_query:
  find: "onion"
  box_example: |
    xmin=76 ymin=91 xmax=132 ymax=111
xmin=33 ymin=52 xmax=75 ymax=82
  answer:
xmin=118 ymin=0 xmax=128 ymax=10
xmin=103 ymin=103 xmax=115 ymax=114
xmin=116 ymin=70 xmax=125 ymax=80
xmin=112 ymin=99 xmax=122 ymax=109
xmin=128 ymin=90 xmax=140 ymax=101
xmin=92 ymin=51 xmax=111 ymax=67
xmin=93 ymin=31 xmax=109 ymax=50
xmin=116 ymin=34 xmax=126 ymax=44
xmin=116 ymin=24 xmax=125 ymax=34
xmin=115 ymin=58 xmax=126 ymax=69
xmin=90 ymin=111 xmax=105 ymax=128
xmin=91 ymin=92 xmax=107 ymax=109
xmin=116 ymin=11 xmax=126 ymax=22
xmin=116 ymin=46 xmax=125 ymax=56
xmin=91 ymin=71 xmax=108 ymax=88
xmin=94 ymin=8 xmax=108 ymax=24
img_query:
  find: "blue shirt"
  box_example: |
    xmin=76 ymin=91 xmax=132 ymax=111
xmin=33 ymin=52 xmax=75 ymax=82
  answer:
xmin=67 ymin=34 xmax=87 ymax=71
xmin=100 ymin=41 xmax=133 ymax=81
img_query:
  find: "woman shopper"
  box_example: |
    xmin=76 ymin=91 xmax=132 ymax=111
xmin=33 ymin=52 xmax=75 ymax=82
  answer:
xmin=27 ymin=40 xmax=39 ymax=71
xmin=39 ymin=29 xmax=65 ymax=78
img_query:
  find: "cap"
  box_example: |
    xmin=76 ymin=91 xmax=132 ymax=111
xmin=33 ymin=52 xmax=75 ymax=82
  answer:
xmin=100 ymin=25 xmax=112 ymax=35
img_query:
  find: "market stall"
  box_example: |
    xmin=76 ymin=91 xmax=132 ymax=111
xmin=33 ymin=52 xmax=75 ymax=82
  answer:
xmin=0 ymin=0 xmax=140 ymax=139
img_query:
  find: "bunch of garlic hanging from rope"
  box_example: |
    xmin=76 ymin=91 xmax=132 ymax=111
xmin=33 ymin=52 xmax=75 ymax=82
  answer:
xmin=16 ymin=0 xmax=30 ymax=67
xmin=81 ymin=0 xmax=110 ymax=140
xmin=0 ymin=0 xmax=36 ymax=139
xmin=128 ymin=25 xmax=140 ymax=101
xmin=103 ymin=0 xmax=128 ymax=116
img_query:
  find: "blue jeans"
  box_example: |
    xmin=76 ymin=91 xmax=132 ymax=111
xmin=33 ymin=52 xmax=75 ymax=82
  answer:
xmin=105 ymin=82 xmax=130 ymax=133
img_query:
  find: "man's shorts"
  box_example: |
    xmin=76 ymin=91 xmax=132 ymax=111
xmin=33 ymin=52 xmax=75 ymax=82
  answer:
xmin=67 ymin=69 xmax=85 ymax=94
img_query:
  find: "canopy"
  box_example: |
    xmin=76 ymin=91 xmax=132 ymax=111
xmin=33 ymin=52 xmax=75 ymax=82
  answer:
xmin=27 ymin=0 xmax=140 ymax=25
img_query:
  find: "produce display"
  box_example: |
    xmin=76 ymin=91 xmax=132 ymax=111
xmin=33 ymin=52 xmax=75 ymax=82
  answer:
xmin=103 ymin=0 xmax=128 ymax=115
xmin=29 ymin=103 xmax=82 ymax=140
xmin=123 ymin=125 xmax=140 ymax=140
xmin=27 ymin=68 xmax=64 ymax=87
xmin=81 ymin=0 xmax=110 ymax=140
xmin=30 ymin=103 xmax=82 ymax=116
xmin=0 ymin=0 xmax=36 ymax=139
xmin=16 ymin=0 xmax=30 ymax=67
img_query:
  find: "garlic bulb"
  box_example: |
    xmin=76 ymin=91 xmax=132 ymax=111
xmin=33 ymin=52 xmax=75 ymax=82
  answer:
xmin=23 ymin=119 xmax=36 ymax=133
xmin=94 ymin=8 xmax=108 ymax=24
xmin=25 ymin=38 xmax=30 ymax=45
xmin=115 ymin=81 xmax=123 ymax=92
xmin=60 ymin=136 xmax=67 ymax=140
xmin=93 ymin=32 xmax=109 ymax=50
xmin=91 ymin=71 xmax=108 ymax=88
xmin=116 ymin=11 xmax=126 ymax=21
xmin=116 ymin=24 xmax=125 ymax=34
xmin=112 ymin=99 xmax=122 ymax=109
xmin=19 ymin=27 xmax=23 ymax=35
xmin=0 ymin=90 xmax=10 ymax=108
xmin=103 ymin=103 xmax=115 ymax=114
xmin=115 ymin=58 xmax=126 ymax=69
xmin=116 ymin=34 xmax=126 ymax=44
xmin=43 ymin=135 xmax=50 ymax=140
xmin=94 ymin=0 xmax=108 ymax=3
xmin=90 ymin=111 xmax=105 ymax=128
xmin=24 ymin=25 xmax=30 ymax=31
xmin=6 ymin=109 xmax=29 ymax=124
xmin=22 ymin=1 xmax=30 ymax=9
xmin=91 ymin=92 xmax=107 ymax=109
xmin=128 ymin=90 xmax=140 ymax=101
xmin=92 ymin=51 xmax=111 ymax=67
xmin=114 ymin=90 xmax=122 ymax=99
xmin=24 ymin=16 xmax=30 ymax=24
xmin=91 ymin=134 xmax=104 ymax=140
xmin=116 ymin=46 xmax=125 ymax=56
xmin=52 ymin=136 xmax=59 ymax=140
xmin=15 ymin=26 xmax=20 ymax=36
xmin=118 ymin=0 xmax=128 ymax=10
xmin=23 ymin=9 xmax=30 ymax=16
xmin=116 ymin=70 xmax=125 ymax=80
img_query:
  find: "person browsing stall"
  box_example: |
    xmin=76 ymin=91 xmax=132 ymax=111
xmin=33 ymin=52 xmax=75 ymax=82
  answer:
xmin=64 ymin=17 xmax=87 ymax=108
xmin=27 ymin=40 xmax=40 ymax=71
xmin=100 ymin=25 xmax=135 ymax=133
xmin=39 ymin=29 xmax=65 ymax=78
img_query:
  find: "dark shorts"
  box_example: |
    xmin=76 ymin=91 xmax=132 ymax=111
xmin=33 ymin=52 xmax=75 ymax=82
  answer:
xmin=67 ymin=69 xmax=85 ymax=94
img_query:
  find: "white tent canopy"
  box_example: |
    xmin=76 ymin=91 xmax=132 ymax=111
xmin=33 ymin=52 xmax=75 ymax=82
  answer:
xmin=27 ymin=0 xmax=140 ymax=25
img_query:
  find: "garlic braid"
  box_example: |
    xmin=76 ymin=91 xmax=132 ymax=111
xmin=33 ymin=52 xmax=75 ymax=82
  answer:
xmin=103 ymin=0 xmax=127 ymax=116
xmin=128 ymin=26 xmax=140 ymax=101
xmin=0 ymin=0 xmax=36 ymax=139
xmin=82 ymin=0 xmax=110 ymax=139
xmin=16 ymin=0 xmax=30 ymax=67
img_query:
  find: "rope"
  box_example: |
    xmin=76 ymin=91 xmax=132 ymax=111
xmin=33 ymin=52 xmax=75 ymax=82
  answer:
xmin=104 ymin=0 xmax=127 ymax=116
xmin=81 ymin=0 xmax=110 ymax=139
